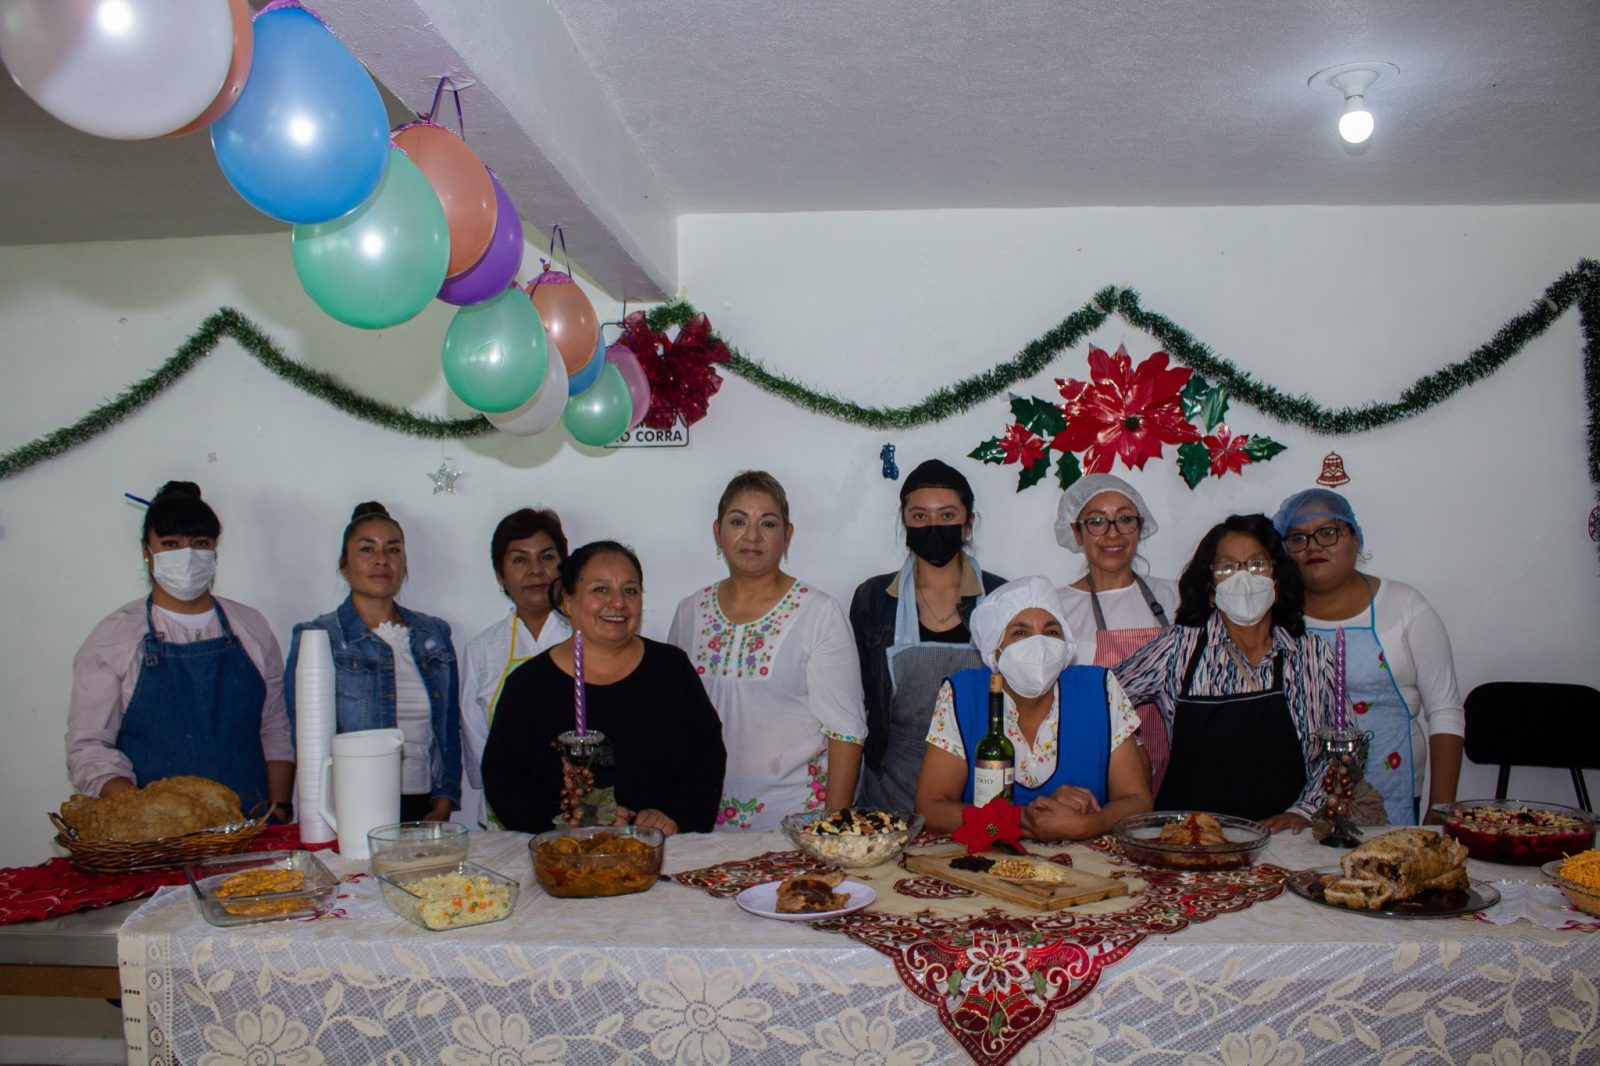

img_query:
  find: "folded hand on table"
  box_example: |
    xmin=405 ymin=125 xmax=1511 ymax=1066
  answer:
xmin=614 ymin=806 xmax=679 ymax=837
xmin=1020 ymin=787 xmax=1102 ymax=841
xmin=1261 ymin=812 xmax=1311 ymax=834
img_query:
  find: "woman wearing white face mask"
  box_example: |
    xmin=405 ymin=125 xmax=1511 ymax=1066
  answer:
xmin=1114 ymin=514 xmax=1336 ymax=833
xmin=66 ymin=482 xmax=295 ymax=818
xmin=915 ymin=577 xmax=1152 ymax=840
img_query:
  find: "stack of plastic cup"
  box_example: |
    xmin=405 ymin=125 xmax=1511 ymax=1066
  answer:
xmin=293 ymin=628 xmax=338 ymax=845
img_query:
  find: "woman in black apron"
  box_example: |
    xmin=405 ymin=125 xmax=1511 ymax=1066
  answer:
xmin=1113 ymin=514 xmax=1336 ymax=833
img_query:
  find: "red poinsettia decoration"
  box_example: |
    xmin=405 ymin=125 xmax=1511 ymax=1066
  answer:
xmin=1203 ymin=424 xmax=1253 ymax=476
xmin=997 ymin=423 xmax=1046 ymax=467
xmin=618 ymin=310 xmax=730 ymax=430
xmin=1051 ymin=345 xmax=1198 ymax=473
xmin=952 ymin=794 xmax=1028 ymax=855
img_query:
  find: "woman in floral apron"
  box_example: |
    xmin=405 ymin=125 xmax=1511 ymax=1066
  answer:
xmin=1274 ymin=488 xmax=1465 ymax=825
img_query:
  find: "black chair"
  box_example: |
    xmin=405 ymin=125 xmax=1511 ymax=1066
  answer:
xmin=1463 ymin=682 xmax=1600 ymax=812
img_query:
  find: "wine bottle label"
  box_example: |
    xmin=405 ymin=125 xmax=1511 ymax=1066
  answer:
xmin=973 ymin=761 xmax=1013 ymax=806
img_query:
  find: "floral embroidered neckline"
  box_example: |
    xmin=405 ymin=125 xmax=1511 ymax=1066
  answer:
xmin=692 ymin=580 xmax=809 ymax=679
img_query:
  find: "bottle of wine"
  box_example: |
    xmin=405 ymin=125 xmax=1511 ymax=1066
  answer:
xmin=972 ymin=672 xmax=1015 ymax=805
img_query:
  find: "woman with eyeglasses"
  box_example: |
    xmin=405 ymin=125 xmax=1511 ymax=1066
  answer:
xmin=1273 ymin=489 xmax=1464 ymax=825
xmin=1114 ymin=514 xmax=1335 ymax=832
xmin=1053 ymin=475 xmax=1177 ymax=791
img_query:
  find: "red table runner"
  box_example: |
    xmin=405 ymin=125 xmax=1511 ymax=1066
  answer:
xmin=0 ymin=824 xmax=336 ymax=925
xmin=674 ymin=836 xmax=1288 ymax=1066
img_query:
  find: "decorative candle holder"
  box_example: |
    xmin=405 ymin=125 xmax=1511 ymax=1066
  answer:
xmin=552 ymin=730 xmax=615 ymax=828
xmin=1315 ymin=726 xmax=1370 ymax=849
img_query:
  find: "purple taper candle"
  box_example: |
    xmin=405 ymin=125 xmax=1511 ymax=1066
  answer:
xmin=573 ymin=630 xmax=587 ymax=736
xmin=1334 ymin=626 xmax=1346 ymax=732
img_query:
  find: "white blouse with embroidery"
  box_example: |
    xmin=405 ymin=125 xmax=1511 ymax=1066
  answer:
xmin=925 ymin=671 xmax=1138 ymax=789
xmin=668 ymin=579 xmax=867 ymax=830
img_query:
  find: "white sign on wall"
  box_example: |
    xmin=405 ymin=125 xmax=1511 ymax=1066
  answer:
xmin=605 ymin=420 xmax=690 ymax=448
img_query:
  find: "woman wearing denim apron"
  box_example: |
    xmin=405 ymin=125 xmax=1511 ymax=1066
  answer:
xmin=1052 ymin=474 xmax=1177 ymax=794
xmin=66 ymin=482 xmax=295 ymax=818
xmin=459 ymin=508 xmax=571 ymax=828
xmin=1274 ymin=489 xmax=1465 ymax=825
xmin=850 ymin=460 xmax=1007 ymax=813
xmin=286 ymin=502 xmax=461 ymax=823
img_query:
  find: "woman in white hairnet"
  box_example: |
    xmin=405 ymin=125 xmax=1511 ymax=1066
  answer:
xmin=915 ymin=576 xmax=1153 ymax=841
xmin=1054 ymin=474 xmax=1178 ymax=792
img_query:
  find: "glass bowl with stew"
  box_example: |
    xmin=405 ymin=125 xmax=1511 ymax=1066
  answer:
xmin=530 ymin=825 xmax=664 ymax=897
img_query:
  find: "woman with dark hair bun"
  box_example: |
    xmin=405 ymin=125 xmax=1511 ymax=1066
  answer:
xmin=459 ymin=507 xmax=571 ymax=827
xmin=285 ymin=502 xmax=460 ymax=822
xmin=482 ymin=541 xmax=726 ymax=836
xmin=67 ymin=482 xmax=295 ymax=817
xmin=1114 ymin=514 xmax=1335 ymax=832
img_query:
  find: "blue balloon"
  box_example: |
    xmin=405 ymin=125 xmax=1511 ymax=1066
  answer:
xmin=211 ymin=6 xmax=389 ymax=224
xmin=565 ymin=333 xmax=607 ymax=396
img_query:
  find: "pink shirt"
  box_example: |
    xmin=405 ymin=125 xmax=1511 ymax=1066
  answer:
xmin=66 ymin=597 xmax=295 ymax=796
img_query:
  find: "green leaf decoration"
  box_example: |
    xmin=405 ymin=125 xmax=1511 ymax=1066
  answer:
xmin=948 ymin=970 xmax=964 ymax=996
xmin=1032 ymin=972 xmax=1049 ymax=997
xmin=1055 ymin=450 xmax=1083 ymax=490
xmin=1009 ymin=395 xmax=1066 ymax=437
xmin=588 ymin=787 xmax=618 ymax=827
xmin=1017 ymin=457 xmax=1051 ymax=492
xmin=1180 ymin=374 xmax=1212 ymax=420
xmin=989 ymin=1010 xmax=1004 ymax=1035
xmin=969 ymin=437 xmax=1007 ymax=464
xmin=1243 ymin=435 xmax=1287 ymax=462
xmin=1199 ymin=386 xmax=1231 ymax=431
xmin=1177 ymin=441 xmax=1212 ymax=490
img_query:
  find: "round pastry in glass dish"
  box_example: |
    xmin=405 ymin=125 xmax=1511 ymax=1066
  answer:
xmin=1433 ymin=800 xmax=1597 ymax=866
xmin=1111 ymin=811 xmax=1271 ymax=870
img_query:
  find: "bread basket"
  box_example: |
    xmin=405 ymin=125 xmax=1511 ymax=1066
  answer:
xmin=50 ymin=810 xmax=268 ymax=874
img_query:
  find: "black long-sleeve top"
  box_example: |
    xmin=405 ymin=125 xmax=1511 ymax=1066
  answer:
xmin=482 ymin=639 xmax=727 ymax=833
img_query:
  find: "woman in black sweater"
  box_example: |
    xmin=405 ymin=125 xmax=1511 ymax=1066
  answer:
xmin=483 ymin=541 xmax=726 ymax=835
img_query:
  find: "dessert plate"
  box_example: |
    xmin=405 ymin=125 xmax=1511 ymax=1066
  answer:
xmin=735 ymin=879 xmax=876 ymax=921
xmin=1286 ymin=868 xmax=1500 ymax=919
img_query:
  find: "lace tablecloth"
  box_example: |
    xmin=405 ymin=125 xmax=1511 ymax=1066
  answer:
xmin=117 ymin=829 xmax=1600 ymax=1065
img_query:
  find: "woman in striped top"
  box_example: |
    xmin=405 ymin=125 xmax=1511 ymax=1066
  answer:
xmin=1113 ymin=514 xmax=1335 ymax=833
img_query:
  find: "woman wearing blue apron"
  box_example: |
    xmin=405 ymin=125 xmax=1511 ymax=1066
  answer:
xmin=850 ymin=460 xmax=1007 ymax=812
xmin=459 ymin=508 xmax=571 ymax=828
xmin=66 ymin=482 xmax=295 ymax=817
xmin=915 ymin=576 xmax=1152 ymax=839
xmin=1275 ymin=489 xmax=1466 ymax=825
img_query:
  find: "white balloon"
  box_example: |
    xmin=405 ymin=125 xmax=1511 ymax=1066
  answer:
xmin=0 ymin=0 xmax=234 ymax=139
xmin=486 ymin=343 xmax=570 ymax=437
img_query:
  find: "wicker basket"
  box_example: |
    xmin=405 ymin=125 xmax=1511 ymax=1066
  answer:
xmin=50 ymin=810 xmax=268 ymax=874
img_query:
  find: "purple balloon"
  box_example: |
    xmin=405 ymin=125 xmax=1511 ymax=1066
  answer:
xmin=437 ymin=169 xmax=524 ymax=306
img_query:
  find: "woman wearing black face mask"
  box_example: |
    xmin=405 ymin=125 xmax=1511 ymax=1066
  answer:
xmin=849 ymin=460 xmax=1008 ymax=811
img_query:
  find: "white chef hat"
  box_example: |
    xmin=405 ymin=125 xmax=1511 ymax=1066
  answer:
xmin=968 ymin=576 xmax=1077 ymax=666
xmin=1053 ymin=474 xmax=1159 ymax=552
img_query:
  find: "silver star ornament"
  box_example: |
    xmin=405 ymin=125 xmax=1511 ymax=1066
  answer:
xmin=427 ymin=459 xmax=463 ymax=494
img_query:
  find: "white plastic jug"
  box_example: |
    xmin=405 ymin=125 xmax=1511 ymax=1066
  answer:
xmin=318 ymin=728 xmax=403 ymax=859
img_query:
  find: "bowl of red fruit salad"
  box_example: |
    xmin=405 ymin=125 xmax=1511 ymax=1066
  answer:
xmin=1432 ymin=799 xmax=1596 ymax=866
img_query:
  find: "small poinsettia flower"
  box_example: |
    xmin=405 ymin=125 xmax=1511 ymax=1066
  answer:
xmin=952 ymin=794 xmax=1026 ymax=855
xmin=1353 ymin=701 xmax=1370 ymax=715
xmin=1387 ymin=752 xmax=1403 ymax=770
xmin=1203 ymin=424 xmax=1254 ymax=477
xmin=1051 ymin=345 xmax=1198 ymax=472
xmin=997 ymin=422 xmax=1046 ymax=467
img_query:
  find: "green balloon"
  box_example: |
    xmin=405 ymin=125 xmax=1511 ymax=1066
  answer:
xmin=441 ymin=286 xmax=549 ymax=413
xmin=562 ymin=363 xmax=633 ymax=446
xmin=291 ymin=149 xmax=449 ymax=330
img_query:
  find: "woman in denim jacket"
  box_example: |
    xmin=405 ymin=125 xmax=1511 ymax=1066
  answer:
xmin=286 ymin=502 xmax=461 ymax=821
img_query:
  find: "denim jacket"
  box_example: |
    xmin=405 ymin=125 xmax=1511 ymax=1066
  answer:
xmin=285 ymin=596 xmax=461 ymax=805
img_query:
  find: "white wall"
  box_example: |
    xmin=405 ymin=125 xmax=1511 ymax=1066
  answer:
xmin=2 ymin=205 xmax=1597 ymax=866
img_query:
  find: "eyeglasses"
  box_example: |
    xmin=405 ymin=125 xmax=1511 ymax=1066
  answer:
xmin=1284 ymin=524 xmax=1348 ymax=553
xmin=1077 ymin=514 xmax=1143 ymax=537
xmin=1211 ymin=557 xmax=1274 ymax=582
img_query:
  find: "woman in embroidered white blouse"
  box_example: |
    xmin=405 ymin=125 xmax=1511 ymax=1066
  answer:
xmin=668 ymin=471 xmax=867 ymax=830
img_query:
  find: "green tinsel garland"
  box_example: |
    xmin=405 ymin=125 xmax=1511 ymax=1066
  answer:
xmin=3 ymin=262 xmax=1598 ymax=493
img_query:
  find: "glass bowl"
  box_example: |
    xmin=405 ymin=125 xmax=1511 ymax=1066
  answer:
xmin=185 ymin=850 xmax=338 ymax=927
xmin=377 ymin=860 xmax=519 ymax=931
xmin=1540 ymin=856 xmax=1600 ymax=916
xmin=781 ymin=808 xmax=924 ymax=869
xmin=1111 ymin=811 xmax=1271 ymax=870
xmin=367 ymin=821 xmax=469 ymax=878
xmin=1433 ymin=800 xmax=1597 ymax=866
xmin=530 ymin=825 xmax=663 ymax=897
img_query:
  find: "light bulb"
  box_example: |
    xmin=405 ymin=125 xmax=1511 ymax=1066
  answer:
xmin=1339 ymin=96 xmax=1373 ymax=144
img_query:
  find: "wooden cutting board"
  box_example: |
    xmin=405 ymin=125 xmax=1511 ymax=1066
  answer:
xmin=903 ymin=848 xmax=1129 ymax=911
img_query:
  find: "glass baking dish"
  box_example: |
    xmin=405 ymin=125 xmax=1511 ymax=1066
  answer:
xmin=184 ymin=850 xmax=338 ymax=927
xmin=377 ymin=860 xmax=520 ymax=931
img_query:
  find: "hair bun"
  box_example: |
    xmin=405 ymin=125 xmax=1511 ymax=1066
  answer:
xmin=351 ymin=501 xmax=391 ymax=521
xmin=152 ymin=480 xmax=203 ymax=501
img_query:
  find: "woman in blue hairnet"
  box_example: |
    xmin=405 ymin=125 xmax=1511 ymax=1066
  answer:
xmin=1273 ymin=488 xmax=1465 ymax=825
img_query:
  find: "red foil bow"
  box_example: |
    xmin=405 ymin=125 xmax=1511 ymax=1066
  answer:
xmin=618 ymin=310 xmax=730 ymax=430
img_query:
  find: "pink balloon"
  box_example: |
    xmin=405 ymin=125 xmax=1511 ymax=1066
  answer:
xmin=606 ymin=343 xmax=652 ymax=429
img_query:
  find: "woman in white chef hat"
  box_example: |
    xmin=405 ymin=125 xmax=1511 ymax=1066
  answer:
xmin=915 ymin=576 xmax=1152 ymax=841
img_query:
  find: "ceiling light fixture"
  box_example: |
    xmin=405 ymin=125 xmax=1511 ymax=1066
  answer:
xmin=1309 ymin=62 xmax=1399 ymax=146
